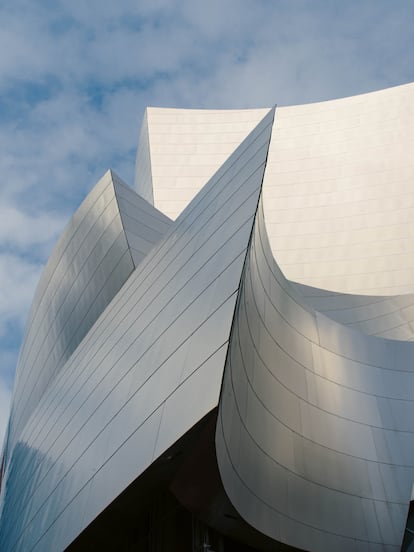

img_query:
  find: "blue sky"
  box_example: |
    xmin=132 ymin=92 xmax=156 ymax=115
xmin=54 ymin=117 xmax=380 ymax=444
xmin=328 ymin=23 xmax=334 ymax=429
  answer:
xmin=1 ymin=0 xmax=414 ymax=448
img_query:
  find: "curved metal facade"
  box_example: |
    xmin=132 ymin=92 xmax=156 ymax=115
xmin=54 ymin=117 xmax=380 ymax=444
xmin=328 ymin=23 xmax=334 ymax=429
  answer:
xmin=262 ymin=83 xmax=414 ymax=297
xmin=0 ymin=109 xmax=275 ymax=551
xmin=1 ymin=84 xmax=414 ymax=551
xmin=216 ymin=197 xmax=414 ymax=551
xmin=3 ymin=170 xmax=172 ymax=465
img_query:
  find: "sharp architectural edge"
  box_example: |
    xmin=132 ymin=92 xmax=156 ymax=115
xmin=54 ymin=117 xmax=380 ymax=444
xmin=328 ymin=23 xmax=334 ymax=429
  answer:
xmin=216 ymin=197 xmax=414 ymax=550
xmin=0 ymin=109 xmax=275 ymax=551
xmin=4 ymin=170 xmax=172 ymax=468
xmin=137 ymin=106 xmax=270 ymax=221
xmin=2 ymin=83 xmax=414 ymax=551
xmin=134 ymin=109 xmax=155 ymax=206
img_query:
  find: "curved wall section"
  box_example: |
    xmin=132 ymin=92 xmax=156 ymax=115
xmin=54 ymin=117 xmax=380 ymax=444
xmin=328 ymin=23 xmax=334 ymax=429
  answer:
xmin=139 ymin=84 xmax=414 ymax=296
xmin=4 ymin=85 xmax=414 ymax=552
xmin=293 ymin=282 xmax=414 ymax=341
xmin=134 ymin=109 xmax=154 ymax=205
xmin=0 ymin=109 xmax=274 ymax=552
xmin=110 ymin=171 xmax=172 ymax=266
xmin=216 ymin=197 xmax=414 ymax=551
xmin=4 ymin=170 xmax=172 ymax=467
xmin=263 ymin=82 xmax=414 ymax=295
xmin=135 ymin=106 xmax=269 ymax=220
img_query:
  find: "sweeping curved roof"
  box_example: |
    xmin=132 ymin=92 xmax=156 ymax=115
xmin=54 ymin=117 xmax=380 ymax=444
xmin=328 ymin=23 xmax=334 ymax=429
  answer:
xmin=137 ymin=83 xmax=414 ymax=298
xmin=3 ymin=85 xmax=414 ymax=552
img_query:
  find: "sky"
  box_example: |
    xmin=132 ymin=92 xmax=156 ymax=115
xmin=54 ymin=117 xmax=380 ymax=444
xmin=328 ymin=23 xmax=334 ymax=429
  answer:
xmin=1 ymin=0 xmax=414 ymax=449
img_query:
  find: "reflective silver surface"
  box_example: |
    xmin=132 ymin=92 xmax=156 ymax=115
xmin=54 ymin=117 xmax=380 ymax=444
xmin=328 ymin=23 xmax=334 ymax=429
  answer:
xmin=216 ymin=196 xmax=414 ymax=551
xmin=0 ymin=109 xmax=274 ymax=551
xmin=3 ymin=83 xmax=414 ymax=552
xmin=262 ymin=83 xmax=414 ymax=297
xmin=134 ymin=109 xmax=154 ymax=206
xmin=4 ymin=170 xmax=172 ymax=467
xmin=135 ymin=106 xmax=269 ymax=220
xmin=141 ymin=84 xmax=414 ymax=297
xmin=293 ymin=282 xmax=414 ymax=341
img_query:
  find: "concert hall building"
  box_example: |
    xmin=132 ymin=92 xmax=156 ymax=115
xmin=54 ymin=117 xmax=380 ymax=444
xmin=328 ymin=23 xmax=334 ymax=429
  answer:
xmin=2 ymin=83 xmax=414 ymax=551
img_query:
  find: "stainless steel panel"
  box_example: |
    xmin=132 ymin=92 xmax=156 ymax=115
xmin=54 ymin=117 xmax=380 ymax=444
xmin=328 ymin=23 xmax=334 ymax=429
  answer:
xmin=0 ymin=109 xmax=275 ymax=551
xmin=5 ymin=85 xmax=414 ymax=552
xmin=216 ymin=193 xmax=414 ymax=550
xmin=4 ymin=171 xmax=172 ymax=471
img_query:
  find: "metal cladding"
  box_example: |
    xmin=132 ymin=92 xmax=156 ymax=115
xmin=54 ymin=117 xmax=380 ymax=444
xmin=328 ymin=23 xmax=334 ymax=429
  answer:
xmin=3 ymin=170 xmax=172 ymax=466
xmin=0 ymin=108 xmax=275 ymax=551
xmin=1 ymin=84 xmax=414 ymax=551
xmin=136 ymin=106 xmax=269 ymax=220
xmin=216 ymin=197 xmax=414 ymax=550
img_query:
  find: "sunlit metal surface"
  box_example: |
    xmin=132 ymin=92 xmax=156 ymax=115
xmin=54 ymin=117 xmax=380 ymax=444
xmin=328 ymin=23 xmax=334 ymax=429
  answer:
xmin=141 ymin=84 xmax=414 ymax=297
xmin=263 ymin=83 xmax=414 ymax=296
xmin=4 ymin=170 xmax=172 ymax=467
xmin=135 ymin=106 xmax=269 ymax=220
xmin=2 ymin=83 xmax=414 ymax=552
xmin=134 ymin=109 xmax=154 ymax=206
xmin=0 ymin=109 xmax=274 ymax=551
xmin=216 ymin=197 xmax=414 ymax=550
xmin=292 ymin=283 xmax=414 ymax=341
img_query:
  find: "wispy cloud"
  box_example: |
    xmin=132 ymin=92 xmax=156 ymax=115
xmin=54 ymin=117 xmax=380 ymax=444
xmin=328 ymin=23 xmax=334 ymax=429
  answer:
xmin=1 ymin=0 xmax=414 ymax=448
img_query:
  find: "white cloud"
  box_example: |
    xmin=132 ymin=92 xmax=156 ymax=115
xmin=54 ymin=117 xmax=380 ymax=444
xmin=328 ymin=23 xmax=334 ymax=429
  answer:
xmin=0 ymin=206 xmax=64 ymax=251
xmin=0 ymin=254 xmax=43 ymax=336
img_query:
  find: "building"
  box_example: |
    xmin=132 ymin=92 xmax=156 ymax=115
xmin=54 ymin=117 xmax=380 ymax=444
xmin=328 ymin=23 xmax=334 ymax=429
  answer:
xmin=1 ymin=83 xmax=414 ymax=551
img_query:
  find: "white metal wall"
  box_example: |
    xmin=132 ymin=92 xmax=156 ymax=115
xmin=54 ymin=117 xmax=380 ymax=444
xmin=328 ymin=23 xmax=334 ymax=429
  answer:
xmin=216 ymin=198 xmax=414 ymax=551
xmin=0 ymin=110 xmax=274 ymax=551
